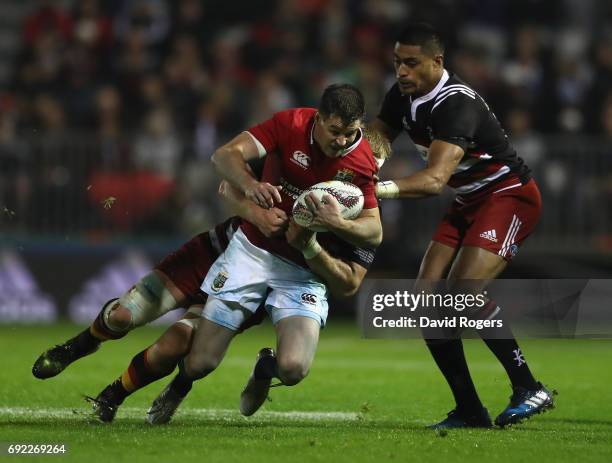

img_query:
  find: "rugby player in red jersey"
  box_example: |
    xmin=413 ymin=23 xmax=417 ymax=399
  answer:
xmin=371 ymin=23 xmax=554 ymax=428
xmin=145 ymin=83 xmax=382 ymax=424
xmin=32 ymin=120 xmax=387 ymax=423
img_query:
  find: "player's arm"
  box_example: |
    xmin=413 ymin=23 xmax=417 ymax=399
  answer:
xmin=305 ymin=192 xmax=383 ymax=248
xmin=218 ymin=180 xmax=288 ymax=238
xmin=376 ymin=140 xmax=463 ymax=199
xmin=285 ymin=221 xmax=367 ymax=298
xmin=211 ymin=132 xmax=281 ymax=208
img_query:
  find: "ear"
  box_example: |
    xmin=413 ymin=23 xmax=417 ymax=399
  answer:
xmin=433 ymin=54 xmax=444 ymax=69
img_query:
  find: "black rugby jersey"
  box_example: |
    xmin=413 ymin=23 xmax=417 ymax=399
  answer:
xmin=378 ymin=70 xmax=531 ymax=199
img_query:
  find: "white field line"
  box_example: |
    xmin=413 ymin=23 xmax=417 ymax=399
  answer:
xmin=0 ymin=407 xmax=359 ymax=422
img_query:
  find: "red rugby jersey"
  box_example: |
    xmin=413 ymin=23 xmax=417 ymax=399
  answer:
xmin=243 ymin=107 xmax=378 ymax=267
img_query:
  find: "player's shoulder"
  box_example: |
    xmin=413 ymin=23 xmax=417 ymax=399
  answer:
xmin=272 ymin=107 xmax=317 ymax=130
xmin=343 ymin=130 xmax=378 ymax=174
xmin=432 ymin=74 xmax=480 ymax=113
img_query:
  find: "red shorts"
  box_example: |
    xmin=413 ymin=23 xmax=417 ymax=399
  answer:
xmin=432 ymin=179 xmax=542 ymax=261
xmin=154 ymin=232 xmax=218 ymax=305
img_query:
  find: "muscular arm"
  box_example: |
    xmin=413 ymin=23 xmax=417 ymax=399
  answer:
xmin=307 ymin=250 xmax=367 ymax=298
xmin=305 ymin=194 xmax=383 ymax=248
xmin=326 ymin=207 xmax=383 ymax=248
xmin=218 ymin=180 xmax=288 ymax=238
xmin=285 ymin=221 xmax=367 ymax=298
xmin=377 ymin=140 xmax=464 ymax=198
xmin=212 ymin=132 xmax=282 ymax=208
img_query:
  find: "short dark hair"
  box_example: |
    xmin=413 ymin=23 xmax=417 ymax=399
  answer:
xmin=318 ymin=83 xmax=365 ymax=126
xmin=396 ymin=22 xmax=445 ymax=56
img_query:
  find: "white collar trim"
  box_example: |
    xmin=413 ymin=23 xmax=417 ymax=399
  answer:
xmin=410 ymin=69 xmax=449 ymax=121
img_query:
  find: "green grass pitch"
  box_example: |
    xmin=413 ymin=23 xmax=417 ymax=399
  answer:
xmin=1 ymin=322 xmax=611 ymax=462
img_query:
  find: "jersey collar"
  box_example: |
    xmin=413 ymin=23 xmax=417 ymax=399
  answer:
xmin=409 ymin=69 xmax=449 ymax=121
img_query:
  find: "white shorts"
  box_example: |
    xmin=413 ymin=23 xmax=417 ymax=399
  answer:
xmin=201 ymin=228 xmax=329 ymax=330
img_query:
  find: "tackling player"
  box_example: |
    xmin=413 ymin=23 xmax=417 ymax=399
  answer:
xmin=145 ymin=83 xmax=383 ymax=424
xmin=31 ymin=124 xmax=389 ymax=423
xmin=371 ymin=23 xmax=554 ymax=428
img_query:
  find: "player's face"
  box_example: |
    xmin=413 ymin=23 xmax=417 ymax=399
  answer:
xmin=313 ymin=113 xmax=362 ymax=158
xmin=393 ymin=43 xmax=443 ymax=96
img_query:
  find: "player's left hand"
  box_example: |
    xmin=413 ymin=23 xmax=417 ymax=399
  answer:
xmin=304 ymin=192 xmax=344 ymax=231
xmin=285 ymin=220 xmax=316 ymax=251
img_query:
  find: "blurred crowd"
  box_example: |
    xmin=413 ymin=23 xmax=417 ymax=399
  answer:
xmin=0 ymin=0 xmax=611 ymax=239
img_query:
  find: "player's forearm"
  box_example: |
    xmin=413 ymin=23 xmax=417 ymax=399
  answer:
xmin=378 ymin=169 xmax=447 ymax=199
xmin=327 ymin=214 xmax=383 ymax=248
xmin=305 ymin=250 xmax=361 ymax=298
xmin=218 ymin=181 xmax=258 ymax=222
xmin=212 ymin=148 xmax=258 ymax=193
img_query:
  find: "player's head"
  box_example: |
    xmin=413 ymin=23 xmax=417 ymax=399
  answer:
xmin=394 ymin=22 xmax=445 ymax=96
xmin=363 ymin=127 xmax=392 ymax=166
xmin=314 ymin=83 xmax=365 ymax=158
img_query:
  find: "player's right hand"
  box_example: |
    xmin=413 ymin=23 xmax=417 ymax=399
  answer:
xmin=245 ymin=181 xmax=283 ymax=208
xmin=253 ymin=207 xmax=288 ymax=238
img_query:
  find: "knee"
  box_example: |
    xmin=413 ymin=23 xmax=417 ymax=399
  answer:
xmin=277 ymin=357 xmax=309 ymax=386
xmin=106 ymin=303 xmax=133 ymax=332
xmin=183 ymin=353 xmax=221 ymax=380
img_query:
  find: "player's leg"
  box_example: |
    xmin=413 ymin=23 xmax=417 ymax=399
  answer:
xmin=454 ymin=182 xmax=553 ymax=426
xmin=89 ymin=302 xmax=268 ymax=423
xmin=88 ymin=309 xmax=199 ymax=422
xmin=239 ymin=315 xmax=320 ymax=416
xmin=415 ymin=241 xmax=493 ymax=429
xmin=32 ymin=269 xmax=184 ymax=379
xmin=145 ymin=296 xmax=248 ymax=424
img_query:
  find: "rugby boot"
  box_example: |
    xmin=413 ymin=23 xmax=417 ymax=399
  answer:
xmin=146 ymin=383 xmax=185 ymax=425
xmin=32 ymin=335 xmax=100 ymax=379
xmin=85 ymin=384 xmax=123 ymax=423
xmin=429 ymin=407 xmax=493 ymax=429
xmin=495 ymin=382 xmax=555 ymax=427
xmin=240 ymin=348 xmax=276 ymax=416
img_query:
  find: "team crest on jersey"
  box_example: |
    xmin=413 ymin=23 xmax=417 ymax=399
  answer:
xmin=334 ymin=168 xmax=355 ymax=182
xmin=291 ymin=150 xmax=310 ymax=169
xmin=211 ymin=271 xmax=229 ymax=291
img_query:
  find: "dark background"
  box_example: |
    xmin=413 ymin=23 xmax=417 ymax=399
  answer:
xmin=0 ymin=0 xmax=611 ymax=321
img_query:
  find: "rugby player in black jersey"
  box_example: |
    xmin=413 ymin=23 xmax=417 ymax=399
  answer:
xmin=371 ymin=23 xmax=554 ymax=428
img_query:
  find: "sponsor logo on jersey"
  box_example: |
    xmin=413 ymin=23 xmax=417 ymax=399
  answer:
xmin=279 ymin=177 xmax=304 ymax=200
xmin=291 ymin=150 xmax=310 ymax=169
xmin=211 ymin=271 xmax=229 ymax=291
xmin=479 ymin=229 xmax=498 ymax=243
xmin=301 ymin=293 xmax=317 ymax=305
xmin=334 ymin=168 xmax=355 ymax=182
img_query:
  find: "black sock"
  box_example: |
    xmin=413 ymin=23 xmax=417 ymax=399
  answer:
xmin=169 ymin=360 xmax=195 ymax=397
xmin=478 ymin=308 xmax=539 ymax=390
xmin=254 ymin=355 xmax=278 ymax=380
xmin=481 ymin=338 xmax=538 ymax=390
xmin=73 ymin=328 xmax=101 ymax=353
xmin=426 ymin=339 xmax=484 ymax=414
xmin=108 ymin=378 xmax=130 ymax=405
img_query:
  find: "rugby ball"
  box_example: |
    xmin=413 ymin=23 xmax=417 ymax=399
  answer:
xmin=292 ymin=180 xmax=364 ymax=232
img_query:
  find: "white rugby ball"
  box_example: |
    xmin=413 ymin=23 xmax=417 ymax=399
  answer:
xmin=292 ymin=180 xmax=364 ymax=232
